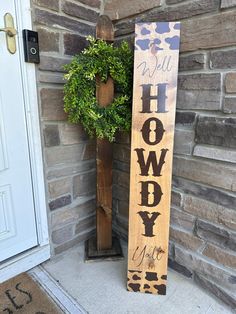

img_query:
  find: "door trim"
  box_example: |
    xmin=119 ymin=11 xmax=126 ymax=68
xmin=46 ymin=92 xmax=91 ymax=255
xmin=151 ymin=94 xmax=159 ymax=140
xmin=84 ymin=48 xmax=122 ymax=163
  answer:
xmin=0 ymin=0 xmax=50 ymax=282
xmin=0 ymin=246 xmax=50 ymax=283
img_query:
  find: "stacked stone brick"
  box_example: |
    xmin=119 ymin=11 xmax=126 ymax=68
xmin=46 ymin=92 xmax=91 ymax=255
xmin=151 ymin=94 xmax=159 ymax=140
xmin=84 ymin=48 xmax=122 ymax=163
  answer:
xmin=32 ymin=0 xmax=101 ymax=254
xmin=107 ymin=0 xmax=236 ymax=308
xmin=30 ymin=0 xmax=235 ymax=307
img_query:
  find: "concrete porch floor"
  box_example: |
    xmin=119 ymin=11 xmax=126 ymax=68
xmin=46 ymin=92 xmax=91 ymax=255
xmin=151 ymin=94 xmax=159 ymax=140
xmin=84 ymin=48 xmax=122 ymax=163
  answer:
xmin=42 ymin=243 xmax=233 ymax=314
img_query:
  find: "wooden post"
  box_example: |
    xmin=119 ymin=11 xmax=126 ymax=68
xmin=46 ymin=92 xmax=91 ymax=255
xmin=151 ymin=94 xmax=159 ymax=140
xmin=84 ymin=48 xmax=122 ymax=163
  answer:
xmin=127 ymin=22 xmax=180 ymax=294
xmin=96 ymin=16 xmax=114 ymax=251
xmin=85 ymin=15 xmax=123 ymax=261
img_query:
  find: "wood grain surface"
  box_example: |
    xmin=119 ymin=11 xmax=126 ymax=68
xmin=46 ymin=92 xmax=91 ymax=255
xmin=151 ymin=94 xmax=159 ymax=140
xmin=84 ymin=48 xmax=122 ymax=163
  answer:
xmin=127 ymin=22 xmax=180 ymax=294
xmin=96 ymin=16 xmax=114 ymax=250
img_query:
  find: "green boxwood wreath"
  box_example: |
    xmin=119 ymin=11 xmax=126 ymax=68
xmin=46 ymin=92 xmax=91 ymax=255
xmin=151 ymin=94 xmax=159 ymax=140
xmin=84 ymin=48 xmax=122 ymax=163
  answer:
xmin=63 ymin=36 xmax=133 ymax=142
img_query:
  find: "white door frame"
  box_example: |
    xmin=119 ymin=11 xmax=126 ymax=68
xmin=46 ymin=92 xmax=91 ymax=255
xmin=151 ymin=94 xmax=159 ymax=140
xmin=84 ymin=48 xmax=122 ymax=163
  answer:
xmin=0 ymin=0 xmax=50 ymax=283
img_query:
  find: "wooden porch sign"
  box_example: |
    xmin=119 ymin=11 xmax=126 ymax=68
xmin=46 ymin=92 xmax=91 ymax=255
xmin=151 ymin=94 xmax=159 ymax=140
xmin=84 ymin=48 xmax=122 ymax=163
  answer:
xmin=127 ymin=22 xmax=180 ymax=294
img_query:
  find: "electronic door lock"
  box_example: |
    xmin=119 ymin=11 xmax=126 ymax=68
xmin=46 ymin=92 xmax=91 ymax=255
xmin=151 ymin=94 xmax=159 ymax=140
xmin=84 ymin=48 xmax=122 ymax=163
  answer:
xmin=23 ymin=29 xmax=40 ymax=64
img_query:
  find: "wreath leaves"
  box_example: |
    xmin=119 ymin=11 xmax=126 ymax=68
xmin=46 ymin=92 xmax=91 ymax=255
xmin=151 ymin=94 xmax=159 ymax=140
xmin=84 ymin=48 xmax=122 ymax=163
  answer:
xmin=63 ymin=36 xmax=133 ymax=142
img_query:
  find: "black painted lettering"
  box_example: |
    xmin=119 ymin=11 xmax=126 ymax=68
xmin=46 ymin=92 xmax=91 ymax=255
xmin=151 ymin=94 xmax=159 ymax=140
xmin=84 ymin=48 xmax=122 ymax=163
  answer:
xmin=132 ymin=245 xmax=147 ymax=267
xmin=141 ymin=117 xmax=165 ymax=145
xmin=140 ymin=83 xmax=168 ymax=113
xmin=139 ymin=181 xmax=163 ymax=207
xmin=152 ymin=246 xmax=165 ymax=261
xmin=135 ymin=148 xmax=168 ymax=176
xmin=138 ymin=211 xmax=161 ymax=237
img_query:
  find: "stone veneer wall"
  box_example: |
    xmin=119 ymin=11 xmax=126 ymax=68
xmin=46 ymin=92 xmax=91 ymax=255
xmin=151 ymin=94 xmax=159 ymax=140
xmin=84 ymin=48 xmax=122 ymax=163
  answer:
xmin=31 ymin=0 xmax=101 ymax=255
xmin=105 ymin=0 xmax=236 ymax=308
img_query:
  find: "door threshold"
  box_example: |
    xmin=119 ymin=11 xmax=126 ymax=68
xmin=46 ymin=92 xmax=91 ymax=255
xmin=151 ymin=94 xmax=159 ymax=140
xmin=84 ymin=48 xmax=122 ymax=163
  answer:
xmin=29 ymin=266 xmax=86 ymax=314
xmin=0 ymin=244 xmax=50 ymax=283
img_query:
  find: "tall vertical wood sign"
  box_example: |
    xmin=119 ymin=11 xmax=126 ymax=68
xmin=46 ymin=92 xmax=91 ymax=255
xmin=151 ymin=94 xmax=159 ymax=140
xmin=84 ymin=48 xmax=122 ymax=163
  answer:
xmin=127 ymin=22 xmax=180 ymax=294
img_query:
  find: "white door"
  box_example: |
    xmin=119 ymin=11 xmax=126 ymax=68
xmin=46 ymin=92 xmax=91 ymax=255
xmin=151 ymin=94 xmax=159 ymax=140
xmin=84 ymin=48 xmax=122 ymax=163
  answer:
xmin=0 ymin=1 xmax=38 ymax=262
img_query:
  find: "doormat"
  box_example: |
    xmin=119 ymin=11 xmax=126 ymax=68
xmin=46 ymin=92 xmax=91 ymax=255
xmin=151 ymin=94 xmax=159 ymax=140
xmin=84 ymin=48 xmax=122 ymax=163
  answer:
xmin=0 ymin=273 xmax=63 ymax=313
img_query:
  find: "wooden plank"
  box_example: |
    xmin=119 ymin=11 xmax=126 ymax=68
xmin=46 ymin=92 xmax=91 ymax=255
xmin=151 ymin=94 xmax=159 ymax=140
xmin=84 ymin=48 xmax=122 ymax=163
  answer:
xmin=127 ymin=22 xmax=180 ymax=294
xmin=104 ymin=0 xmax=161 ymax=21
xmin=96 ymin=16 xmax=114 ymax=251
xmin=96 ymin=15 xmax=114 ymax=41
xmin=96 ymin=137 xmax=113 ymax=250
